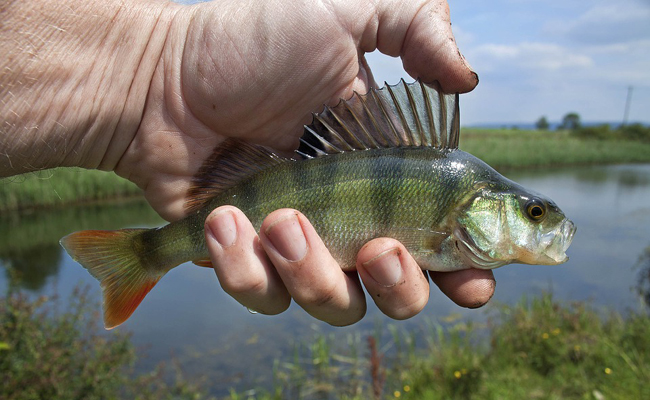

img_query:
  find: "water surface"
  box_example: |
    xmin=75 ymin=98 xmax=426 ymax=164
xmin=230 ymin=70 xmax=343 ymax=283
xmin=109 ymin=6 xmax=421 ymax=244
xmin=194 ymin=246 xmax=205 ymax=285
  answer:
xmin=2 ymin=164 xmax=650 ymax=394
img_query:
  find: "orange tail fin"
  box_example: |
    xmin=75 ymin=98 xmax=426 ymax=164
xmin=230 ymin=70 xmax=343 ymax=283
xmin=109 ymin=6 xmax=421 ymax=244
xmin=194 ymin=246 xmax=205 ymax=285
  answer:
xmin=60 ymin=229 xmax=164 ymax=330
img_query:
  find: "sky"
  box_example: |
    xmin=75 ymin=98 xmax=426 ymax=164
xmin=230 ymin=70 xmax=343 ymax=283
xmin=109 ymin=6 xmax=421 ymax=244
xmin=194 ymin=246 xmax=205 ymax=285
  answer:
xmin=367 ymin=0 xmax=650 ymax=126
xmin=178 ymin=0 xmax=650 ymax=126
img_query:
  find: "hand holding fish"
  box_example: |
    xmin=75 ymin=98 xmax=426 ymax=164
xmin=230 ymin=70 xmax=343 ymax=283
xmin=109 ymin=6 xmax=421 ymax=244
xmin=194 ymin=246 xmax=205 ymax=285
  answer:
xmin=1 ymin=0 xmax=525 ymax=329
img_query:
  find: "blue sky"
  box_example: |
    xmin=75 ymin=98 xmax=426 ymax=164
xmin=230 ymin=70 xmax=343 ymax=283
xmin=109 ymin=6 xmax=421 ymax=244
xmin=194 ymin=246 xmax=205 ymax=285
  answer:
xmin=178 ymin=0 xmax=649 ymax=126
xmin=368 ymin=0 xmax=650 ymax=125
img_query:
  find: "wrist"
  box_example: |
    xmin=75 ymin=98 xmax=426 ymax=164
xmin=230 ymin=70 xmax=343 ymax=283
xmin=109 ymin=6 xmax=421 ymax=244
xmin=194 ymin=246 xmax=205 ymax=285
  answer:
xmin=0 ymin=0 xmax=180 ymax=176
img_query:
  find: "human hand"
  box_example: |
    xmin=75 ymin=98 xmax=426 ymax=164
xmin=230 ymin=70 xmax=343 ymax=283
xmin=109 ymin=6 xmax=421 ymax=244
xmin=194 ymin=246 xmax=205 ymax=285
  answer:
xmin=1 ymin=0 xmax=491 ymax=325
xmin=114 ymin=0 xmax=479 ymax=220
xmin=205 ymin=207 xmax=495 ymax=325
xmin=114 ymin=0 xmax=489 ymax=324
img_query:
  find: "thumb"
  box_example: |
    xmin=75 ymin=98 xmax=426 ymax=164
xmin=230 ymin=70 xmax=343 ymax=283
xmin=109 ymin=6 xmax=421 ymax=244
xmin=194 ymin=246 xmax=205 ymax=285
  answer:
xmin=369 ymin=0 xmax=478 ymax=93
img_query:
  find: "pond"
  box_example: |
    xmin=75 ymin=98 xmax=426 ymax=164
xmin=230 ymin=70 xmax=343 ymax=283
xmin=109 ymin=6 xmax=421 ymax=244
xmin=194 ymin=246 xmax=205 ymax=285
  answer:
xmin=2 ymin=163 xmax=650 ymax=395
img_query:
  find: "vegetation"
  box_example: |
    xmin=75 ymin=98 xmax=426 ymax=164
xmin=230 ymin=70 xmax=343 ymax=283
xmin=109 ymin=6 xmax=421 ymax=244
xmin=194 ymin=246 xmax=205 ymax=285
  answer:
xmin=0 ymin=279 xmax=213 ymax=400
xmin=230 ymin=295 xmax=650 ymax=400
xmin=3 ymin=266 xmax=650 ymax=399
xmin=558 ymin=112 xmax=582 ymax=131
xmin=460 ymin=127 xmax=650 ymax=170
xmin=0 ymin=168 xmax=142 ymax=213
xmin=2 ymin=126 xmax=650 ymax=213
xmin=535 ymin=116 xmax=550 ymax=130
xmin=570 ymin=123 xmax=650 ymax=143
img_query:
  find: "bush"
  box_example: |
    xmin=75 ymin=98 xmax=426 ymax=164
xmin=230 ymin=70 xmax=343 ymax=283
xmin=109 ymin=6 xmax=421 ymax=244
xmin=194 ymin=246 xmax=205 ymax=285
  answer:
xmin=0 ymin=280 xmax=212 ymax=400
xmin=570 ymin=124 xmax=612 ymax=140
xmin=619 ymin=123 xmax=650 ymax=142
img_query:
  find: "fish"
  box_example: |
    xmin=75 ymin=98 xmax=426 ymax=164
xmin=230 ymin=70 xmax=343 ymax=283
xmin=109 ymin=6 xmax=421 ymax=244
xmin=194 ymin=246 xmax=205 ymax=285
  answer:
xmin=60 ymin=80 xmax=576 ymax=329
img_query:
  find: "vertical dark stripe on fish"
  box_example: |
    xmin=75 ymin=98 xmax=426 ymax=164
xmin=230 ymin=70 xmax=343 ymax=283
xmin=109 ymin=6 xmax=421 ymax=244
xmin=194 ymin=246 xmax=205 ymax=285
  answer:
xmin=369 ymin=150 xmax=404 ymax=229
xmin=305 ymin=157 xmax=340 ymax=214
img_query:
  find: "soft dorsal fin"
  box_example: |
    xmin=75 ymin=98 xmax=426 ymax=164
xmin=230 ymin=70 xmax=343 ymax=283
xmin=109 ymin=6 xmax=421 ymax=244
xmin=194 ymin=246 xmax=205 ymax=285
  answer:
xmin=296 ymin=79 xmax=459 ymax=159
xmin=185 ymin=139 xmax=289 ymax=213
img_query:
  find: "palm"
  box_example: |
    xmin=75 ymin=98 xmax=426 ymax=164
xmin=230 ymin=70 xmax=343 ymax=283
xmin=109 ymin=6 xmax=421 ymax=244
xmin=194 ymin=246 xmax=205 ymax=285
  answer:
xmin=116 ymin=0 xmax=476 ymax=221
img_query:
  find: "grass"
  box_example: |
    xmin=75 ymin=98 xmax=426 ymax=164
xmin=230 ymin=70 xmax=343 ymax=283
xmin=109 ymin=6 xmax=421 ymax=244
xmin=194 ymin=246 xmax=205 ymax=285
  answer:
xmin=460 ymin=128 xmax=650 ymax=170
xmin=0 ymin=279 xmax=213 ymax=400
xmin=3 ymin=265 xmax=649 ymax=399
xmin=0 ymin=168 xmax=142 ymax=213
xmin=232 ymin=294 xmax=650 ymax=400
xmin=2 ymin=128 xmax=650 ymax=213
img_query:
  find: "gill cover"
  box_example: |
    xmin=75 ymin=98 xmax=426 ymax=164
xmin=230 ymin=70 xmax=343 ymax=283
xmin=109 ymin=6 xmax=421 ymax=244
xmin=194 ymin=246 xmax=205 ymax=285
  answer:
xmin=458 ymin=189 xmax=576 ymax=268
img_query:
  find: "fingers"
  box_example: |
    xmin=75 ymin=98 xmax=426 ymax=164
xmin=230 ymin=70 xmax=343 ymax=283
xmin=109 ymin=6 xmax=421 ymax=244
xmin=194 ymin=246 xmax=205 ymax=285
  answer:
xmin=357 ymin=238 xmax=430 ymax=320
xmin=368 ymin=0 xmax=479 ymax=93
xmin=259 ymin=209 xmax=367 ymax=326
xmin=205 ymin=206 xmax=291 ymax=315
xmin=206 ymin=206 xmax=496 ymax=326
xmin=429 ymin=269 xmax=496 ymax=308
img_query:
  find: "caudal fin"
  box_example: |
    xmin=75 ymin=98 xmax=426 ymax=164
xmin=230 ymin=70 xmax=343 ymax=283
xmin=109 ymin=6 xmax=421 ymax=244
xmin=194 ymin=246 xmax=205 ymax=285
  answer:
xmin=60 ymin=229 xmax=163 ymax=330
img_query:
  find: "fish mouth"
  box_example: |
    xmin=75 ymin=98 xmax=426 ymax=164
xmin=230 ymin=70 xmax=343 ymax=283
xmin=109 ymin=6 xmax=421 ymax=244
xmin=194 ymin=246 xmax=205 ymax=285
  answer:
xmin=537 ymin=219 xmax=576 ymax=265
xmin=454 ymin=227 xmax=508 ymax=270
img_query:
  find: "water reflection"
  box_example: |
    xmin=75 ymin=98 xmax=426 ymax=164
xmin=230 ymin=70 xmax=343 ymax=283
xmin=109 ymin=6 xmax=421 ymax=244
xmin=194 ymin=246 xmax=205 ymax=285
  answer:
xmin=0 ymin=200 xmax=163 ymax=291
xmin=635 ymin=244 xmax=650 ymax=308
xmin=2 ymin=164 xmax=650 ymax=396
xmin=0 ymin=243 xmax=61 ymax=291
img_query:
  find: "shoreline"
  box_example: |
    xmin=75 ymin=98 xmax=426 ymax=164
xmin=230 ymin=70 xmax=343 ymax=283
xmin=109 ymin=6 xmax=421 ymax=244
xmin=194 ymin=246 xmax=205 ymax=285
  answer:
xmin=2 ymin=129 xmax=650 ymax=214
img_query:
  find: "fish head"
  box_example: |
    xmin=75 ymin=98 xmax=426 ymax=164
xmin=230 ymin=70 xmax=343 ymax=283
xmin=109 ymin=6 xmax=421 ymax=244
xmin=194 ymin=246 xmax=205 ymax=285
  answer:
xmin=454 ymin=184 xmax=576 ymax=269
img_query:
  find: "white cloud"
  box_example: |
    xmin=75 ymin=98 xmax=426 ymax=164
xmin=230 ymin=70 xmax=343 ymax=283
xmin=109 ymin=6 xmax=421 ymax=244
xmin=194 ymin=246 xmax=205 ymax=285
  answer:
xmin=546 ymin=0 xmax=650 ymax=44
xmin=470 ymin=42 xmax=594 ymax=73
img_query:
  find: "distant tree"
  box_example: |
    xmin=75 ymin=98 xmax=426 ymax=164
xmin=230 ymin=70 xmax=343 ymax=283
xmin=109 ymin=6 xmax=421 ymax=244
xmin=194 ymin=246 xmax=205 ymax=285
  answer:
xmin=535 ymin=116 xmax=550 ymax=130
xmin=559 ymin=112 xmax=581 ymax=131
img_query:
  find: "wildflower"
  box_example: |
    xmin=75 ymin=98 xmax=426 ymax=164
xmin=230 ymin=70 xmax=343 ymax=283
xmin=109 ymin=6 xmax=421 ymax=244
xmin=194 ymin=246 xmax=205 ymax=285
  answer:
xmin=542 ymin=332 xmax=550 ymax=339
xmin=454 ymin=370 xmax=462 ymax=379
xmin=552 ymin=328 xmax=561 ymax=335
xmin=604 ymin=368 xmax=612 ymax=375
xmin=403 ymin=385 xmax=411 ymax=392
xmin=394 ymin=390 xmax=401 ymax=398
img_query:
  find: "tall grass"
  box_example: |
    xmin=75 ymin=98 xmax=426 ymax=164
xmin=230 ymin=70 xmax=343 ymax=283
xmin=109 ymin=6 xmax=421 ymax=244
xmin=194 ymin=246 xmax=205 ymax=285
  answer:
xmin=2 ymin=130 xmax=650 ymax=213
xmin=231 ymin=294 xmax=650 ymax=400
xmin=0 ymin=280 xmax=213 ymax=400
xmin=0 ymin=168 xmax=142 ymax=213
xmin=461 ymin=128 xmax=650 ymax=170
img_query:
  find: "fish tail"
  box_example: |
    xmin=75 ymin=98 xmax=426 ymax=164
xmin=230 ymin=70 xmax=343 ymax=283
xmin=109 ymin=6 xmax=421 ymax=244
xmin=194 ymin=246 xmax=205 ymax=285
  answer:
xmin=60 ymin=229 xmax=164 ymax=330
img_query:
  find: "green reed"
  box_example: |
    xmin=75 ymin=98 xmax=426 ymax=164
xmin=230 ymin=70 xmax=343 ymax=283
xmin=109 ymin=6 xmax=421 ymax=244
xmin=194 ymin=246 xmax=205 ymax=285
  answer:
xmin=2 ymin=130 xmax=650 ymax=213
xmin=231 ymin=294 xmax=650 ymax=400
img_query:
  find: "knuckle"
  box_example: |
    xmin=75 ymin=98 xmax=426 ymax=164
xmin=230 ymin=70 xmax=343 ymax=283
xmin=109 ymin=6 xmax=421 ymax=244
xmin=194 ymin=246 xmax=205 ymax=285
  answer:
xmin=389 ymin=296 xmax=428 ymax=320
xmin=295 ymin=281 xmax=340 ymax=308
xmin=219 ymin=273 xmax=267 ymax=298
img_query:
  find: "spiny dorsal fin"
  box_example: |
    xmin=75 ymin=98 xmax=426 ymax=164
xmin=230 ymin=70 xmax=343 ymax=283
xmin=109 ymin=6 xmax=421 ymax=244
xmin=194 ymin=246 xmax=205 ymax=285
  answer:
xmin=185 ymin=139 xmax=289 ymax=213
xmin=296 ymin=79 xmax=459 ymax=159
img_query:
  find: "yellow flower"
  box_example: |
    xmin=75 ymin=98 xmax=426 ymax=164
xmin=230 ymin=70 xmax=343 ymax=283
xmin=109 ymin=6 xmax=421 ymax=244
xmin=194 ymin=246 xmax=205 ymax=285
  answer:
xmin=552 ymin=328 xmax=561 ymax=335
xmin=403 ymin=385 xmax=411 ymax=392
xmin=454 ymin=370 xmax=462 ymax=379
xmin=542 ymin=332 xmax=550 ymax=340
xmin=604 ymin=368 xmax=612 ymax=375
xmin=394 ymin=390 xmax=401 ymax=398
xmin=461 ymin=368 xmax=468 ymax=375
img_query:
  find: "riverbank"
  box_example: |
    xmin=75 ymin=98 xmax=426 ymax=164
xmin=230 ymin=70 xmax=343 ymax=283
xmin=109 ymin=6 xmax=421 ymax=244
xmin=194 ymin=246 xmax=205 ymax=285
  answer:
xmin=2 ymin=128 xmax=650 ymax=213
xmin=460 ymin=128 xmax=650 ymax=170
xmin=3 ymin=282 xmax=648 ymax=400
xmin=0 ymin=168 xmax=142 ymax=214
xmin=233 ymin=293 xmax=650 ymax=400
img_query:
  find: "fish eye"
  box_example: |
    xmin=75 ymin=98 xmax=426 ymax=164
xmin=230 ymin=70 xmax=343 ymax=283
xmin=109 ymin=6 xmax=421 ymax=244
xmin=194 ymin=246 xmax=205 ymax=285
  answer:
xmin=525 ymin=199 xmax=546 ymax=221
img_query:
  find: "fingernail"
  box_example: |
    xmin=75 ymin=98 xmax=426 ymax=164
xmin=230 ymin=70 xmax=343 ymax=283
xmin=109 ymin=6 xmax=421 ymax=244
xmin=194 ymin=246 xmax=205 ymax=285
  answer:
xmin=362 ymin=247 xmax=403 ymax=287
xmin=264 ymin=213 xmax=307 ymax=262
xmin=206 ymin=210 xmax=237 ymax=248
